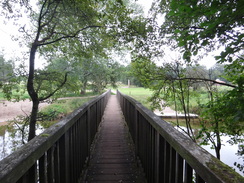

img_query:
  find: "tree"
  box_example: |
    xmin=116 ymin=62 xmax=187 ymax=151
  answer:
xmin=1 ymin=0 xmax=145 ymax=142
xmin=0 ymin=54 xmax=27 ymax=101
xmin=131 ymin=56 xmax=242 ymax=160
xmin=0 ymin=54 xmax=14 ymax=83
xmin=150 ymin=0 xmax=243 ymax=63
xmin=86 ymin=57 xmax=120 ymax=93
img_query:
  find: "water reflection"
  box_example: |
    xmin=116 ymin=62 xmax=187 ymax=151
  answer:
xmin=202 ymin=135 xmax=244 ymax=176
xmin=174 ymin=125 xmax=244 ymax=176
xmin=0 ymin=125 xmax=44 ymax=161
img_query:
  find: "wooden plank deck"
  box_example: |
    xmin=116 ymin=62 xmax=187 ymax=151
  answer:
xmin=82 ymin=95 xmax=146 ymax=183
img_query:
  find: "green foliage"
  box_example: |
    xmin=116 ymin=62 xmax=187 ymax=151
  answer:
xmin=152 ymin=0 xmax=244 ymax=64
xmin=0 ymin=0 xmax=146 ymax=140
xmin=39 ymin=97 xmax=93 ymax=123
xmin=118 ymin=87 xmax=153 ymax=109
xmin=0 ymin=54 xmax=14 ymax=82
xmin=40 ymin=103 xmax=67 ymax=120
xmin=130 ymin=55 xmax=243 ymax=158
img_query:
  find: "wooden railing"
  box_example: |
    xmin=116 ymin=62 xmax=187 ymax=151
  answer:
xmin=0 ymin=90 xmax=111 ymax=183
xmin=117 ymin=90 xmax=244 ymax=183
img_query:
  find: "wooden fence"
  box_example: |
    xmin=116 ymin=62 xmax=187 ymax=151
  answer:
xmin=0 ymin=90 xmax=111 ymax=183
xmin=117 ymin=90 xmax=243 ymax=183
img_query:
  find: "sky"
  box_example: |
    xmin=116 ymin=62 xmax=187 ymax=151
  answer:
xmin=0 ymin=11 xmax=30 ymax=65
xmin=0 ymin=0 xmax=217 ymax=69
xmin=0 ymin=20 xmax=25 ymax=59
xmin=136 ymin=0 xmax=218 ymax=68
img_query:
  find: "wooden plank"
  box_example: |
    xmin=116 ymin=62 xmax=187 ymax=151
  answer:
xmin=84 ymin=96 xmax=146 ymax=183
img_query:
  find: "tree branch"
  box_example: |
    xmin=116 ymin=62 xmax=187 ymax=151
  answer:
xmin=38 ymin=25 xmax=102 ymax=46
xmin=39 ymin=72 xmax=69 ymax=101
xmin=168 ymin=77 xmax=237 ymax=88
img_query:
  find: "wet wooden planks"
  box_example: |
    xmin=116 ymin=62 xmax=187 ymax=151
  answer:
xmin=83 ymin=95 xmax=146 ymax=183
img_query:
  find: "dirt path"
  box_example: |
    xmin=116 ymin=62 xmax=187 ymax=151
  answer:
xmin=0 ymin=100 xmax=49 ymax=125
xmin=0 ymin=96 xmax=98 ymax=126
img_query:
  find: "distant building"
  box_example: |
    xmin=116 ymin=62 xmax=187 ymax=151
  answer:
xmin=215 ymin=79 xmax=226 ymax=85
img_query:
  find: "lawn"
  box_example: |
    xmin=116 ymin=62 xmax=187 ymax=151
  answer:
xmin=117 ymin=87 xmax=153 ymax=109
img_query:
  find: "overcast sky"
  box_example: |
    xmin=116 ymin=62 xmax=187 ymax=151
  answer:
xmin=0 ymin=0 xmax=217 ymax=69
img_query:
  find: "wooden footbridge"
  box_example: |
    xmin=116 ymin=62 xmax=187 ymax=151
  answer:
xmin=0 ymin=90 xmax=243 ymax=183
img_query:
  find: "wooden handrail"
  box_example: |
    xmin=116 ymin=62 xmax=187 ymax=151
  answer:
xmin=117 ymin=90 xmax=244 ymax=183
xmin=0 ymin=90 xmax=111 ymax=183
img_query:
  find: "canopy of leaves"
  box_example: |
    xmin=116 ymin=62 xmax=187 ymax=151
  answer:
xmin=150 ymin=0 xmax=244 ymax=63
xmin=0 ymin=54 xmax=14 ymax=83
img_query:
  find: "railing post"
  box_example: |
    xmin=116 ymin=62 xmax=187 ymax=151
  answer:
xmin=87 ymin=108 xmax=91 ymax=154
xmin=134 ymin=109 xmax=139 ymax=157
xmin=59 ymin=132 xmax=70 ymax=183
xmin=184 ymin=162 xmax=193 ymax=183
xmin=155 ymin=131 xmax=160 ymax=183
xmin=169 ymin=146 xmax=176 ymax=183
xmin=175 ymin=153 xmax=183 ymax=183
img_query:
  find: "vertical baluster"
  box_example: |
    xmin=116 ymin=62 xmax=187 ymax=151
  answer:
xmin=169 ymin=146 xmax=176 ymax=183
xmin=73 ymin=123 xmax=78 ymax=181
xmin=175 ymin=153 xmax=183 ymax=183
xmin=147 ymin=123 xmax=151 ymax=182
xmin=184 ymin=162 xmax=193 ymax=183
xmin=73 ymin=124 xmax=77 ymax=182
xmin=158 ymin=135 xmax=165 ymax=183
xmin=39 ymin=153 xmax=47 ymax=183
xmin=155 ymin=131 xmax=160 ymax=183
xmin=16 ymin=177 xmax=24 ymax=183
xmin=54 ymin=143 xmax=60 ymax=183
xmin=76 ymin=120 xmax=81 ymax=180
xmin=141 ymin=116 xmax=146 ymax=175
xmin=16 ymin=170 xmax=31 ymax=183
xmin=59 ymin=133 xmax=70 ymax=183
xmin=47 ymin=147 xmax=54 ymax=183
xmin=164 ymin=141 xmax=170 ymax=183
xmin=196 ymin=174 xmax=205 ymax=183
xmin=69 ymin=127 xmax=74 ymax=183
xmin=84 ymin=114 xmax=88 ymax=162
xmin=87 ymin=108 xmax=91 ymax=154
xmin=134 ymin=109 xmax=139 ymax=157
xmin=145 ymin=120 xmax=149 ymax=179
xmin=77 ymin=118 xmax=82 ymax=176
xmin=151 ymin=127 xmax=156 ymax=183
xmin=138 ymin=113 xmax=143 ymax=170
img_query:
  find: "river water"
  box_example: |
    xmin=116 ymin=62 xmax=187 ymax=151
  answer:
xmin=173 ymin=125 xmax=244 ymax=176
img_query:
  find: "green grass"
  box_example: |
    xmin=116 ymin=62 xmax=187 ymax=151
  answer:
xmin=0 ymin=92 xmax=4 ymax=100
xmin=41 ymin=97 xmax=95 ymax=117
xmin=118 ymin=87 xmax=153 ymax=96
xmin=164 ymin=118 xmax=202 ymax=129
xmin=117 ymin=87 xmax=153 ymax=109
xmin=39 ymin=97 xmax=95 ymax=128
xmin=0 ymin=89 xmax=30 ymax=100
xmin=62 ymin=91 xmax=99 ymax=98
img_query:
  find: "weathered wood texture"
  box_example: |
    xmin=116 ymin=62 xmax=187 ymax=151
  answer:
xmin=0 ymin=90 xmax=111 ymax=183
xmin=83 ymin=95 xmax=146 ymax=183
xmin=117 ymin=90 xmax=244 ymax=183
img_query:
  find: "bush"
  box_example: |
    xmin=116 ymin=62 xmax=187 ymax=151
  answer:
xmin=39 ymin=97 xmax=94 ymax=125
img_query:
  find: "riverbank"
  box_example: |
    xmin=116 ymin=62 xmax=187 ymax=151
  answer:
xmin=0 ymin=100 xmax=49 ymax=126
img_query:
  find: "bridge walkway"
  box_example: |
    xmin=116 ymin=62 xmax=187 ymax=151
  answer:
xmin=82 ymin=95 xmax=146 ymax=183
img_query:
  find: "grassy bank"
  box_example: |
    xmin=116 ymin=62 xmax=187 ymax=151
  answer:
xmin=39 ymin=96 xmax=96 ymax=128
xmin=117 ymin=87 xmax=153 ymax=109
xmin=117 ymin=87 xmax=203 ymax=128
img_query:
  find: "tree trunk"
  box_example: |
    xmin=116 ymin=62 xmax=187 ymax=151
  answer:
xmin=27 ymin=44 xmax=39 ymax=141
xmin=80 ymin=80 xmax=87 ymax=94
xmin=28 ymin=100 xmax=39 ymax=141
xmin=215 ymin=122 xmax=221 ymax=160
